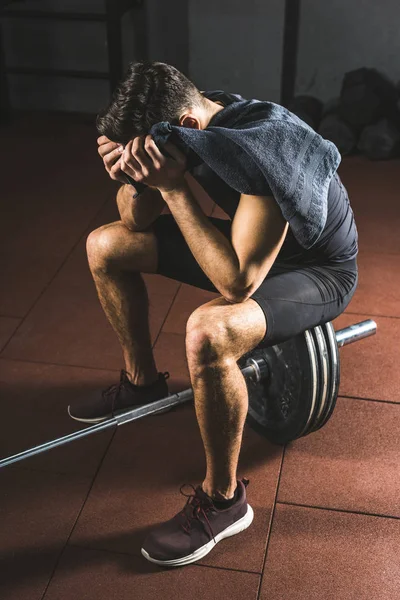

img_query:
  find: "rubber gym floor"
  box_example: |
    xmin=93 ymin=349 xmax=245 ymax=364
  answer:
xmin=1 ymin=112 xmax=399 ymax=600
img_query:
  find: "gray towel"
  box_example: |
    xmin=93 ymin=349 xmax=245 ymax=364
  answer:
xmin=150 ymin=98 xmax=341 ymax=249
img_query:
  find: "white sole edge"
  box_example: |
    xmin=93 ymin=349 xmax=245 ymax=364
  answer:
xmin=141 ymin=503 xmax=254 ymax=567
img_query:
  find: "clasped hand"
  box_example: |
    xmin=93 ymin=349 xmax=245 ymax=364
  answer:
xmin=119 ymin=135 xmax=187 ymax=193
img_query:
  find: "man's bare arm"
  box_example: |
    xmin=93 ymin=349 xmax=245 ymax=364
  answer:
xmin=96 ymin=134 xmax=166 ymax=231
xmin=116 ymin=184 xmax=166 ymax=231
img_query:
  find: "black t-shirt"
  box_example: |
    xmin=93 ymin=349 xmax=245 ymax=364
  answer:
xmin=191 ymin=90 xmax=358 ymax=265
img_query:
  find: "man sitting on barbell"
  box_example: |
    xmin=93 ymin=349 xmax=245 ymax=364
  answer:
xmin=68 ymin=61 xmax=358 ymax=567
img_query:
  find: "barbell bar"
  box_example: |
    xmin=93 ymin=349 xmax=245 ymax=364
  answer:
xmin=0 ymin=319 xmax=377 ymax=469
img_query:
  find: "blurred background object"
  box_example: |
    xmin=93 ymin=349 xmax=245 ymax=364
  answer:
xmin=289 ymin=67 xmax=400 ymax=159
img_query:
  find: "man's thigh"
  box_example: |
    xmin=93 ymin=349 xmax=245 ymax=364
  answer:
xmin=250 ymin=261 xmax=358 ymax=347
xmin=151 ymin=212 xmax=358 ymax=347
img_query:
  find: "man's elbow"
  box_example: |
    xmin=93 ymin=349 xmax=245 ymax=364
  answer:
xmin=123 ymin=221 xmax=148 ymax=232
xmin=119 ymin=218 xmax=140 ymax=232
xmin=119 ymin=212 xmax=148 ymax=232
xmin=223 ymin=283 xmax=252 ymax=304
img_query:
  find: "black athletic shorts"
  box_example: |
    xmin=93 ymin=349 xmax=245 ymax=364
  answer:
xmin=151 ymin=214 xmax=358 ymax=348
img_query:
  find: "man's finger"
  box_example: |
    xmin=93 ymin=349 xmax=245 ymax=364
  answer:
xmin=110 ymin=157 xmax=121 ymax=172
xmin=109 ymin=158 xmax=124 ymax=179
xmin=122 ymin=140 xmax=142 ymax=171
xmin=144 ymin=135 xmax=166 ymax=167
xmin=98 ymin=141 xmax=120 ymax=158
xmin=131 ymin=136 xmax=152 ymax=169
xmin=104 ymin=146 xmax=124 ymax=168
xmin=97 ymin=135 xmax=112 ymax=145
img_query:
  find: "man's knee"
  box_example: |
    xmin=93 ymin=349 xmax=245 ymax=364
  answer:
xmin=86 ymin=221 xmax=126 ymax=271
xmin=186 ymin=310 xmax=229 ymax=365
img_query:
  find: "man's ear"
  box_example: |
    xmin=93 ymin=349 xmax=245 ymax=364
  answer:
xmin=180 ymin=114 xmax=201 ymax=129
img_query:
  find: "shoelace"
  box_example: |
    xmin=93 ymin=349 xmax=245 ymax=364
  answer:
xmin=179 ymin=484 xmax=217 ymax=543
xmin=179 ymin=478 xmax=250 ymax=542
xmin=102 ymin=370 xmax=170 ymax=414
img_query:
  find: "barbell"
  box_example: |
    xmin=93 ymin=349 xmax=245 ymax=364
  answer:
xmin=0 ymin=319 xmax=376 ymax=469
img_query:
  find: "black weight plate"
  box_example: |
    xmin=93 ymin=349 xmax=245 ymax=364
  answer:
xmin=307 ymin=325 xmax=330 ymax=435
xmin=243 ymin=329 xmax=319 ymax=445
xmin=313 ymin=321 xmax=340 ymax=432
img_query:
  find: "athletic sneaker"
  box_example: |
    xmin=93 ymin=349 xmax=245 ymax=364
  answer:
xmin=67 ymin=369 xmax=170 ymax=423
xmin=141 ymin=478 xmax=253 ymax=567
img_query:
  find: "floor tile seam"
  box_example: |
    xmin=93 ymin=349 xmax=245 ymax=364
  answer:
xmin=355 ymin=250 xmax=400 ymax=258
xmin=152 ymin=282 xmax=183 ymax=347
xmin=358 ymin=245 xmax=399 ymax=256
xmin=0 ymin=329 xmax=21 ymax=355
xmin=66 ymin=542 xmax=262 ymax=575
xmin=2 ymin=462 xmax=94 ymax=481
xmin=256 ymin=445 xmax=286 ymax=600
xmin=40 ymin=427 xmax=118 ymax=600
xmin=344 ymin=310 xmax=400 ymax=321
xmin=0 ymin=355 xmax=122 ymax=373
xmin=339 ymin=394 xmax=400 ymax=406
xmin=276 ymin=500 xmax=400 ymax=521
xmin=0 ymin=196 xmax=112 ymax=359
xmin=194 ymin=563 xmax=261 ymax=577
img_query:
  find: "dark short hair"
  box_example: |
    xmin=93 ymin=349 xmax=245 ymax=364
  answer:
xmin=96 ymin=60 xmax=207 ymax=144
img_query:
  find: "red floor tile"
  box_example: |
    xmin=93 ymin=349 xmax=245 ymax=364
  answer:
xmin=259 ymin=503 xmax=400 ymax=600
xmin=278 ymin=396 xmax=400 ymax=517
xmin=0 ymin=468 xmax=92 ymax=600
xmin=333 ymin=314 xmax=399 ymax=403
xmin=353 ymin=212 xmax=400 ymax=255
xmin=0 ymin=113 xmax=116 ymax=317
xmin=345 ymin=252 xmax=400 ymax=318
xmin=152 ymin=331 xmax=191 ymax=392
xmin=43 ymin=545 xmax=260 ymax=600
xmin=0 ymin=316 xmax=20 ymax=353
xmin=1 ymin=115 xmax=399 ymax=599
xmin=163 ymin=284 xmax=219 ymax=335
xmin=339 ymin=158 xmax=400 ymax=255
xmin=339 ymin=157 xmax=400 ymax=213
xmin=1 ymin=201 xmax=180 ymax=371
xmin=68 ymin=396 xmax=283 ymax=573
xmin=0 ymin=359 xmax=115 ymax=476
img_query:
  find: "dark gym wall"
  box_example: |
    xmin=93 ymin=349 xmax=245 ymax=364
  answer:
xmin=2 ymin=0 xmax=189 ymax=112
xmin=190 ymin=0 xmax=400 ymax=103
xmin=3 ymin=0 xmax=111 ymax=112
xmin=296 ymin=0 xmax=400 ymax=101
xmin=2 ymin=0 xmax=399 ymax=111
xmin=188 ymin=0 xmax=285 ymax=103
xmin=146 ymin=0 xmax=189 ymax=75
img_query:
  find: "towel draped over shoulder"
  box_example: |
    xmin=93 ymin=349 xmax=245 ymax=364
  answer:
xmin=149 ymin=97 xmax=341 ymax=249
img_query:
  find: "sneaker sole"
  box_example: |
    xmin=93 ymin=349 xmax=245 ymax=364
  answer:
xmin=67 ymin=403 xmax=172 ymax=424
xmin=141 ymin=503 xmax=254 ymax=567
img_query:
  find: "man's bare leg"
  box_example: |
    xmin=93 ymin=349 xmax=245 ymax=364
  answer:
xmin=186 ymin=297 xmax=267 ymax=500
xmin=86 ymin=220 xmax=159 ymax=386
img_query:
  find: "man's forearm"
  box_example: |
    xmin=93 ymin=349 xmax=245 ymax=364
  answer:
xmin=116 ymin=184 xmax=166 ymax=231
xmin=161 ymin=181 xmax=244 ymax=301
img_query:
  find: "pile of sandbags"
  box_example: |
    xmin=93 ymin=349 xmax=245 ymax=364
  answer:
xmin=288 ymin=68 xmax=400 ymax=160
